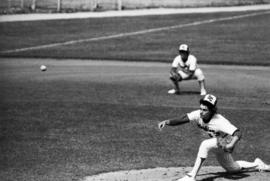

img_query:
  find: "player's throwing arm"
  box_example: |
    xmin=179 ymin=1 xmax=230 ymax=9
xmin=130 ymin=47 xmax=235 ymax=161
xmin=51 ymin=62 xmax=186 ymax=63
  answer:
xmin=158 ymin=94 xmax=270 ymax=181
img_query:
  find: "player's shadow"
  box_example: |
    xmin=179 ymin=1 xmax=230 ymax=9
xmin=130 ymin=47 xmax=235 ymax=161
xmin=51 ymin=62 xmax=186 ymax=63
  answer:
xmin=198 ymin=170 xmax=257 ymax=181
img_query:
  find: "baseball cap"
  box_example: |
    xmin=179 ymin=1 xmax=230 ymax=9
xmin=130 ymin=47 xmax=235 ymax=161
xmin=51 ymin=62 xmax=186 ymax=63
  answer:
xmin=179 ymin=44 xmax=189 ymax=52
xmin=200 ymin=94 xmax=218 ymax=108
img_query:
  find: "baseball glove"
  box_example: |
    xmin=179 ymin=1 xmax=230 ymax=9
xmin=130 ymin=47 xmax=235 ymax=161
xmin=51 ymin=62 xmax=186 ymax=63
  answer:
xmin=217 ymin=136 xmax=234 ymax=153
xmin=170 ymin=70 xmax=182 ymax=81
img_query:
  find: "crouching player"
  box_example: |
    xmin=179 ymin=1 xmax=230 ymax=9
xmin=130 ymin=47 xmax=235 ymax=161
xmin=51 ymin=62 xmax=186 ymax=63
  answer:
xmin=159 ymin=94 xmax=270 ymax=181
xmin=168 ymin=44 xmax=207 ymax=96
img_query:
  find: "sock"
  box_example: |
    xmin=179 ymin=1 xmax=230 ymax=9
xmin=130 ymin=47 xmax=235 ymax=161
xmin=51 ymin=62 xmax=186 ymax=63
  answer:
xmin=189 ymin=157 xmax=205 ymax=178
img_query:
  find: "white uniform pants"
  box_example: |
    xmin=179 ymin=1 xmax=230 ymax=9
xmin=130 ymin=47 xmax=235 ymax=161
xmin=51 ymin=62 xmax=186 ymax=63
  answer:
xmin=178 ymin=68 xmax=205 ymax=81
xmin=198 ymin=138 xmax=241 ymax=172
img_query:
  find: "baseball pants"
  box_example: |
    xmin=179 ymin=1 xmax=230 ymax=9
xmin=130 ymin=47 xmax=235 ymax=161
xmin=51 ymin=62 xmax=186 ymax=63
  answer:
xmin=178 ymin=68 xmax=205 ymax=81
xmin=197 ymin=138 xmax=242 ymax=172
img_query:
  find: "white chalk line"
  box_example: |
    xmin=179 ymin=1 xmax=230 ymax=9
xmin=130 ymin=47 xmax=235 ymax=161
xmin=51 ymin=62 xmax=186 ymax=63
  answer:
xmin=1 ymin=11 xmax=270 ymax=54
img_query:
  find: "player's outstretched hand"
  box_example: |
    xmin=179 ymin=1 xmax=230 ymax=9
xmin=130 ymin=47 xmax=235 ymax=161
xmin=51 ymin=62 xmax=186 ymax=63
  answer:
xmin=158 ymin=120 xmax=167 ymax=131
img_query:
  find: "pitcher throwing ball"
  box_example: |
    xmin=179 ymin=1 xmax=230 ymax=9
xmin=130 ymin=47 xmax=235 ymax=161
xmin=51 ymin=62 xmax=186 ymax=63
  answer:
xmin=158 ymin=94 xmax=270 ymax=181
xmin=168 ymin=44 xmax=207 ymax=96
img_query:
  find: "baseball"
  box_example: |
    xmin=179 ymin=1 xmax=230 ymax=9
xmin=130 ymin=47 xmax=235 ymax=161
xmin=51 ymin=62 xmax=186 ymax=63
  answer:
xmin=40 ymin=65 xmax=47 ymax=71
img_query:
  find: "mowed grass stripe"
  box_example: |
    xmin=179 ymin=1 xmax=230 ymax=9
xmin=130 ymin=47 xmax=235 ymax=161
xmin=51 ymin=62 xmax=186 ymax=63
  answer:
xmin=1 ymin=11 xmax=270 ymax=54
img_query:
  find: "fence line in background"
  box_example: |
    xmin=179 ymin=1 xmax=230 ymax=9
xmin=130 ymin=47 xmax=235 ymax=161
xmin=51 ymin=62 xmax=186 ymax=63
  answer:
xmin=1 ymin=0 xmax=270 ymax=14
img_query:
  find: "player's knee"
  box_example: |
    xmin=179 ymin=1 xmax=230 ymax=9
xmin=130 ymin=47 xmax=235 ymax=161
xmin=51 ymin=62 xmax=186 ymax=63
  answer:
xmin=198 ymin=140 xmax=212 ymax=158
xmin=195 ymin=69 xmax=205 ymax=81
xmin=197 ymin=76 xmax=205 ymax=82
xmin=201 ymin=140 xmax=212 ymax=149
xmin=219 ymin=160 xmax=241 ymax=173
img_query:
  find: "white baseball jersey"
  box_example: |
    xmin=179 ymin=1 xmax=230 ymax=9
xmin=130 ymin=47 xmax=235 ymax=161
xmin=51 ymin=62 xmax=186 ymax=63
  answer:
xmin=187 ymin=110 xmax=238 ymax=137
xmin=172 ymin=54 xmax=197 ymax=71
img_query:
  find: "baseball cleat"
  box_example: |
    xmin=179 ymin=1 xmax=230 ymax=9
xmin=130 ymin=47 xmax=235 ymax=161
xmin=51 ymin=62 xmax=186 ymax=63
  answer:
xmin=168 ymin=89 xmax=180 ymax=95
xmin=200 ymin=89 xmax=207 ymax=96
xmin=255 ymin=158 xmax=270 ymax=172
xmin=176 ymin=175 xmax=196 ymax=181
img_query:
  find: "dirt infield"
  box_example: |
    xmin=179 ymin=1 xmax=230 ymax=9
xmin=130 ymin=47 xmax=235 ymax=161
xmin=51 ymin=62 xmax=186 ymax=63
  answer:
xmin=83 ymin=166 xmax=269 ymax=181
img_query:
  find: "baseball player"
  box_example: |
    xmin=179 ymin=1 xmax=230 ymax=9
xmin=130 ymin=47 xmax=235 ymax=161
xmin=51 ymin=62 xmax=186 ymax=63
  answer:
xmin=158 ymin=94 xmax=270 ymax=181
xmin=168 ymin=44 xmax=207 ymax=96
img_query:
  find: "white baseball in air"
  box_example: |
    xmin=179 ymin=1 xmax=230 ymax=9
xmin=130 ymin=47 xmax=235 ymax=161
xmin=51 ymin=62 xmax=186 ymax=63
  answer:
xmin=40 ymin=65 xmax=47 ymax=71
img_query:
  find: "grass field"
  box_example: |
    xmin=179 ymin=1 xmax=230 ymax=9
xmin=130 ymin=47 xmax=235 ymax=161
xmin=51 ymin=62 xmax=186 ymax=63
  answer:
xmin=0 ymin=58 xmax=270 ymax=181
xmin=0 ymin=9 xmax=270 ymax=181
xmin=0 ymin=10 xmax=270 ymax=65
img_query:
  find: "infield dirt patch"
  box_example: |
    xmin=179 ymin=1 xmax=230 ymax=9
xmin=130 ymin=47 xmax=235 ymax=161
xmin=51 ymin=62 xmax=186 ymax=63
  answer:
xmin=83 ymin=166 xmax=269 ymax=181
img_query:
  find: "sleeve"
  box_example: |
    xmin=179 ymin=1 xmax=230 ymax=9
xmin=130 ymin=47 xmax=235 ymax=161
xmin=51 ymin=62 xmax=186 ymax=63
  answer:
xmin=172 ymin=56 xmax=181 ymax=68
xmin=187 ymin=110 xmax=201 ymax=123
xmin=217 ymin=116 xmax=238 ymax=136
xmin=188 ymin=55 xmax=197 ymax=71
